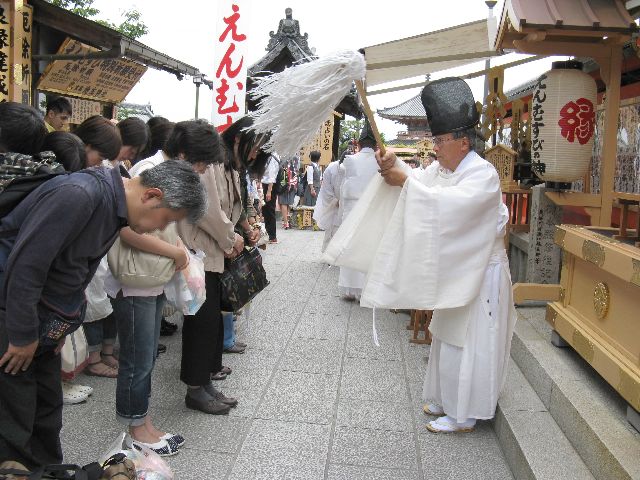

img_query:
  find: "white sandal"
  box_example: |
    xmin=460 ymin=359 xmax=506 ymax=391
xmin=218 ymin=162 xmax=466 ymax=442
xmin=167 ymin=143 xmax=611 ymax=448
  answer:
xmin=422 ymin=403 xmax=445 ymax=416
xmin=426 ymin=415 xmax=475 ymax=433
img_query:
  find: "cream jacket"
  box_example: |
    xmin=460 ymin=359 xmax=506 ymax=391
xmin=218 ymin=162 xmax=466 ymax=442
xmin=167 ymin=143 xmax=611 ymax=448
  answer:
xmin=178 ymin=163 xmax=242 ymax=273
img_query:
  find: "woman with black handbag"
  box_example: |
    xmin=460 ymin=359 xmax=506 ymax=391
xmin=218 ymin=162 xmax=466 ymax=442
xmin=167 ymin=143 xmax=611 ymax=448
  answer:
xmin=176 ymin=152 xmax=245 ymax=415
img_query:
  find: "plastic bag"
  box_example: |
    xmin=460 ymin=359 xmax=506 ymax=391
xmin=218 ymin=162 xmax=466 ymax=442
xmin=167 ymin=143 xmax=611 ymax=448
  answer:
xmin=164 ymin=250 xmax=206 ymax=316
xmin=100 ymin=433 xmax=173 ymax=480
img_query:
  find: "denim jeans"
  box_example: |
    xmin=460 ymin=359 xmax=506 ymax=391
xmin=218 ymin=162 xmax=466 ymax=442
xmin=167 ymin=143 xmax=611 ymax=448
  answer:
xmin=222 ymin=312 xmax=235 ymax=350
xmin=112 ymin=293 xmax=165 ymax=426
xmin=82 ymin=314 xmax=117 ymax=353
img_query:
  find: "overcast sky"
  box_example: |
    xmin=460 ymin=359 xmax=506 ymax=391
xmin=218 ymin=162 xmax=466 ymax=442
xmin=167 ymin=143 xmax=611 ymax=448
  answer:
xmin=92 ymin=0 xmax=564 ymax=139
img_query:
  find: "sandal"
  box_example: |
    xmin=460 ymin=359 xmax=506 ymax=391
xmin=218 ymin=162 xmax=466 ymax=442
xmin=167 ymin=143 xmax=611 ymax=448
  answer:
xmin=101 ymin=353 xmax=119 ymax=369
xmin=220 ymin=366 xmax=232 ymax=375
xmin=85 ymin=361 xmax=118 ymax=378
xmin=210 ymin=371 xmax=227 ymax=381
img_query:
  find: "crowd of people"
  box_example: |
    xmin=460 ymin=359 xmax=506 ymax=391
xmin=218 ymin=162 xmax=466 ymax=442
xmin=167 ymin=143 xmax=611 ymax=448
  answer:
xmin=0 ymin=75 xmax=517 ymax=475
xmin=0 ymin=98 xmax=284 ymax=469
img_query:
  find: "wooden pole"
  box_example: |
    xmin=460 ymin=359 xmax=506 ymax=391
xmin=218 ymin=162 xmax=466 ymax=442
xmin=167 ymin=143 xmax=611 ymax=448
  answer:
xmin=598 ymin=42 xmax=623 ymax=227
xmin=355 ymin=80 xmax=386 ymax=156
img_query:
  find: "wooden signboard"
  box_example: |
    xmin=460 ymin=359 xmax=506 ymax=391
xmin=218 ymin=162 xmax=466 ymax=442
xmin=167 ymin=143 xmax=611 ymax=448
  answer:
xmin=68 ymin=97 xmax=101 ymax=124
xmin=485 ymin=144 xmax=518 ymax=190
xmin=11 ymin=2 xmax=31 ymax=104
xmin=37 ymin=37 xmax=147 ymax=103
xmin=415 ymin=138 xmax=435 ymax=167
xmin=0 ymin=1 xmax=11 ymax=102
xmin=300 ymin=113 xmax=336 ymax=167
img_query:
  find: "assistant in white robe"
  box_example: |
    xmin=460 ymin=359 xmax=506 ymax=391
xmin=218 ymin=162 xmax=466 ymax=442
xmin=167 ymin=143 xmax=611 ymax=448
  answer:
xmin=338 ymin=147 xmax=379 ymax=297
xmin=325 ymin=150 xmax=517 ymax=422
xmin=313 ymin=160 xmax=345 ymax=252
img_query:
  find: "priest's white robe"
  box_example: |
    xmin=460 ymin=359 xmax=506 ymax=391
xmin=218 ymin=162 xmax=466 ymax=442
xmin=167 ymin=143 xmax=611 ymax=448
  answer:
xmin=338 ymin=147 xmax=379 ymax=297
xmin=312 ymin=161 xmax=345 ymax=252
xmin=324 ymin=150 xmax=517 ymax=422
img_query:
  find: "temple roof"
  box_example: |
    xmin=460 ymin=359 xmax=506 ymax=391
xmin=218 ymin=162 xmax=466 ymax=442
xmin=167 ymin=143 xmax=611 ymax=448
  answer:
xmin=247 ymin=8 xmax=361 ymax=118
xmin=377 ymin=94 xmax=426 ymax=120
xmin=248 ymin=8 xmax=315 ymax=76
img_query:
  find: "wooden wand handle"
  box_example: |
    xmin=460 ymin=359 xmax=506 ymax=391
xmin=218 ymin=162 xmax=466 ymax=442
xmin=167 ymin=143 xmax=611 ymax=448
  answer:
xmin=355 ymin=80 xmax=386 ymax=156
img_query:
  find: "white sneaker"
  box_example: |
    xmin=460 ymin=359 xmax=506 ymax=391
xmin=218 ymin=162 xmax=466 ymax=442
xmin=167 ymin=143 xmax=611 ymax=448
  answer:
xmin=426 ymin=415 xmax=476 ymax=433
xmin=61 ymin=382 xmax=89 ymax=405
xmin=422 ymin=403 xmax=445 ymax=416
xmin=63 ymin=381 xmax=93 ymax=396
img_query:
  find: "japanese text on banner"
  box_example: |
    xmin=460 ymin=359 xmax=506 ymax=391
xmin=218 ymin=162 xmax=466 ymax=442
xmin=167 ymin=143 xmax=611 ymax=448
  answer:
xmin=213 ymin=0 xmax=248 ymax=132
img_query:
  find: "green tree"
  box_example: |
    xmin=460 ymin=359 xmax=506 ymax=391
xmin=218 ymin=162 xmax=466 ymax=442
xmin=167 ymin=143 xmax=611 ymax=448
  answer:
xmin=47 ymin=0 xmax=148 ymax=39
xmin=338 ymin=117 xmax=386 ymax=156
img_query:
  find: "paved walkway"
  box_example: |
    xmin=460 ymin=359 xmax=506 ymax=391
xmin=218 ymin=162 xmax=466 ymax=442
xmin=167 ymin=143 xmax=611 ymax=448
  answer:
xmin=61 ymin=226 xmax=514 ymax=479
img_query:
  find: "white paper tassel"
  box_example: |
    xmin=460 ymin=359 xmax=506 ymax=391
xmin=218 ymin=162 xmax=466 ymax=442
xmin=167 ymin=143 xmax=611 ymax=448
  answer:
xmin=372 ymin=306 xmax=380 ymax=347
xmin=249 ymin=50 xmax=366 ymax=157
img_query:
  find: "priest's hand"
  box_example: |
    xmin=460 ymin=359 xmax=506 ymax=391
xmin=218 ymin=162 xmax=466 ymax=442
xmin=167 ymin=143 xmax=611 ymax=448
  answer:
xmin=376 ymin=150 xmax=397 ymax=172
xmin=380 ymin=165 xmax=408 ymax=187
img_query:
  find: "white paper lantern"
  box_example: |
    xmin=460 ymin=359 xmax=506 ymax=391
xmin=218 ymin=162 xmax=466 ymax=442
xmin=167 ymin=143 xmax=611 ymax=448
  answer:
xmin=530 ymin=61 xmax=597 ymax=183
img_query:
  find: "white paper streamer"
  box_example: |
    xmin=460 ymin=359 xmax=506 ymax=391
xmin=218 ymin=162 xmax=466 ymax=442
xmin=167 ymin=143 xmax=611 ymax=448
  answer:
xmin=372 ymin=306 xmax=380 ymax=347
xmin=249 ymin=50 xmax=366 ymax=157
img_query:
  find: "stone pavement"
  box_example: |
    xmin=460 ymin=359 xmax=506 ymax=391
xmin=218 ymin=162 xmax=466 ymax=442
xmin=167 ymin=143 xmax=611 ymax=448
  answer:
xmin=61 ymin=226 xmax=514 ymax=479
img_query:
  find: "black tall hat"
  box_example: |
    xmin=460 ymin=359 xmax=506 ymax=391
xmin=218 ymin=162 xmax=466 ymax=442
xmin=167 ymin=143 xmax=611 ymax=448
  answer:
xmin=420 ymin=77 xmax=479 ymax=136
xmin=358 ymin=118 xmax=376 ymax=143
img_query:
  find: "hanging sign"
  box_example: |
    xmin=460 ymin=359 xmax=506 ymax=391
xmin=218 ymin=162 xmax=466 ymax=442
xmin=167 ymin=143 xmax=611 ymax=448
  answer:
xmin=213 ymin=0 xmax=249 ymax=132
xmin=11 ymin=2 xmax=31 ymax=104
xmin=300 ymin=114 xmax=335 ymax=167
xmin=37 ymin=37 xmax=147 ymax=103
xmin=0 ymin=1 xmax=10 ymax=102
xmin=68 ymin=97 xmax=101 ymax=124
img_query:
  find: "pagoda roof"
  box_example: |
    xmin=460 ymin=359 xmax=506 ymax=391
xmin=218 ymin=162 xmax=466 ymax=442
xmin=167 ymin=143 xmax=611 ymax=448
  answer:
xmin=247 ymin=8 xmax=361 ymax=119
xmin=377 ymin=94 xmax=426 ymax=120
xmin=248 ymin=8 xmax=315 ymax=76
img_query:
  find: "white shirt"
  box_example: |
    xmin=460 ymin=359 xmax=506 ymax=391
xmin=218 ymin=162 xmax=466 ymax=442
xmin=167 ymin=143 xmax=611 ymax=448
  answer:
xmin=261 ymin=153 xmax=280 ymax=184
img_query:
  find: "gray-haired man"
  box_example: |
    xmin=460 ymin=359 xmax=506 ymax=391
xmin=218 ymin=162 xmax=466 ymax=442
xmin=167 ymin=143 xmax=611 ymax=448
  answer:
xmin=0 ymin=159 xmax=207 ymax=469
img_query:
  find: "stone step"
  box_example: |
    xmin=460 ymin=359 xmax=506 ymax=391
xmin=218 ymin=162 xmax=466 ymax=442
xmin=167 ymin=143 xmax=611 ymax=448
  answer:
xmin=494 ymin=359 xmax=595 ymax=480
xmin=508 ymin=307 xmax=640 ymax=480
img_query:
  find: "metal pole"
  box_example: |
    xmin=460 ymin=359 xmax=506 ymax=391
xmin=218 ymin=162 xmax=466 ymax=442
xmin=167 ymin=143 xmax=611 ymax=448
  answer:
xmin=195 ymin=83 xmax=200 ymax=119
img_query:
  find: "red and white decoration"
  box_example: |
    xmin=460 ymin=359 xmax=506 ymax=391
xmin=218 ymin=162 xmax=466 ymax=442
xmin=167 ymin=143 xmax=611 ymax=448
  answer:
xmin=213 ymin=1 xmax=249 ymax=133
xmin=531 ymin=62 xmax=597 ymax=183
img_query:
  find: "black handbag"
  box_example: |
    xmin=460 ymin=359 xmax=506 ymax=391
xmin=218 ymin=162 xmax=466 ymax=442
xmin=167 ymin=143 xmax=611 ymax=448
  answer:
xmin=220 ymin=247 xmax=269 ymax=312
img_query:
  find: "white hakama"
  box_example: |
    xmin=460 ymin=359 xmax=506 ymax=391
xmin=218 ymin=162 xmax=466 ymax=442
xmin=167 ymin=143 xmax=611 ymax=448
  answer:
xmin=423 ymin=248 xmax=516 ymax=421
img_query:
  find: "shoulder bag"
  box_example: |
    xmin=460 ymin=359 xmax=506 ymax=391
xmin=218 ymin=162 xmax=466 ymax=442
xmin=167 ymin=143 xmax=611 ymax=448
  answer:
xmin=107 ymin=224 xmax=178 ymax=289
xmin=220 ymin=247 xmax=269 ymax=312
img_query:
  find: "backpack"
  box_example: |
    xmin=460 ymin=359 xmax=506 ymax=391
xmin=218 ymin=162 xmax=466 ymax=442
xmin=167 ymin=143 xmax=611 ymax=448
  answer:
xmin=0 ymin=151 xmax=66 ymax=219
xmin=271 ymin=156 xmax=285 ymax=196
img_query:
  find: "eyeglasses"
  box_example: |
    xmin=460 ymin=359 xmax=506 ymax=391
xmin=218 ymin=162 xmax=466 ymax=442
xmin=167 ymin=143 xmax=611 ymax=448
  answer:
xmin=432 ymin=135 xmax=459 ymax=147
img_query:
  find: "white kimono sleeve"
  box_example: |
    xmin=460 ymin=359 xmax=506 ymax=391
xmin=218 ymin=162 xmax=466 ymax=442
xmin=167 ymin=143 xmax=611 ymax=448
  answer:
xmin=360 ymin=162 xmax=502 ymax=310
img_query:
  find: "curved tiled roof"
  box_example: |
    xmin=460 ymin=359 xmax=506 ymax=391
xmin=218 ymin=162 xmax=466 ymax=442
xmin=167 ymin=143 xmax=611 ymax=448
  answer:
xmin=377 ymin=94 xmax=426 ymax=120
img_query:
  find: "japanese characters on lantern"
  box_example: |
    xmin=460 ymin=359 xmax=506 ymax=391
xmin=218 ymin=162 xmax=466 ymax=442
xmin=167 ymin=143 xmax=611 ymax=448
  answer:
xmin=531 ymin=73 xmax=547 ymax=177
xmin=558 ymin=98 xmax=595 ymax=145
xmin=213 ymin=1 xmax=248 ymax=133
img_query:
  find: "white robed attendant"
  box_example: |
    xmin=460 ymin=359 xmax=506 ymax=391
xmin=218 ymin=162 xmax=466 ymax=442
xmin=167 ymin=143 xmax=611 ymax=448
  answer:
xmin=337 ymin=123 xmax=380 ymax=299
xmin=324 ymin=77 xmax=517 ymax=433
xmin=312 ymin=160 xmax=345 ymax=252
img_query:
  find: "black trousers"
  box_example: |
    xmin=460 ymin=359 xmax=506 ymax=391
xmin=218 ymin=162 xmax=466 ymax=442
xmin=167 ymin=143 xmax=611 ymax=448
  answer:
xmin=262 ymin=183 xmax=277 ymax=240
xmin=180 ymin=272 xmax=223 ymax=386
xmin=0 ymin=321 xmax=63 ymax=469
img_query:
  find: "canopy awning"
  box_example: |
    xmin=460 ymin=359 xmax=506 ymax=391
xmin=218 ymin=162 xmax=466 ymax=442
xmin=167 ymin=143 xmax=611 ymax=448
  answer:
xmin=30 ymin=0 xmax=199 ymax=79
xmin=495 ymin=0 xmax=637 ymax=51
xmin=361 ymin=19 xmax=499 ymax=88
